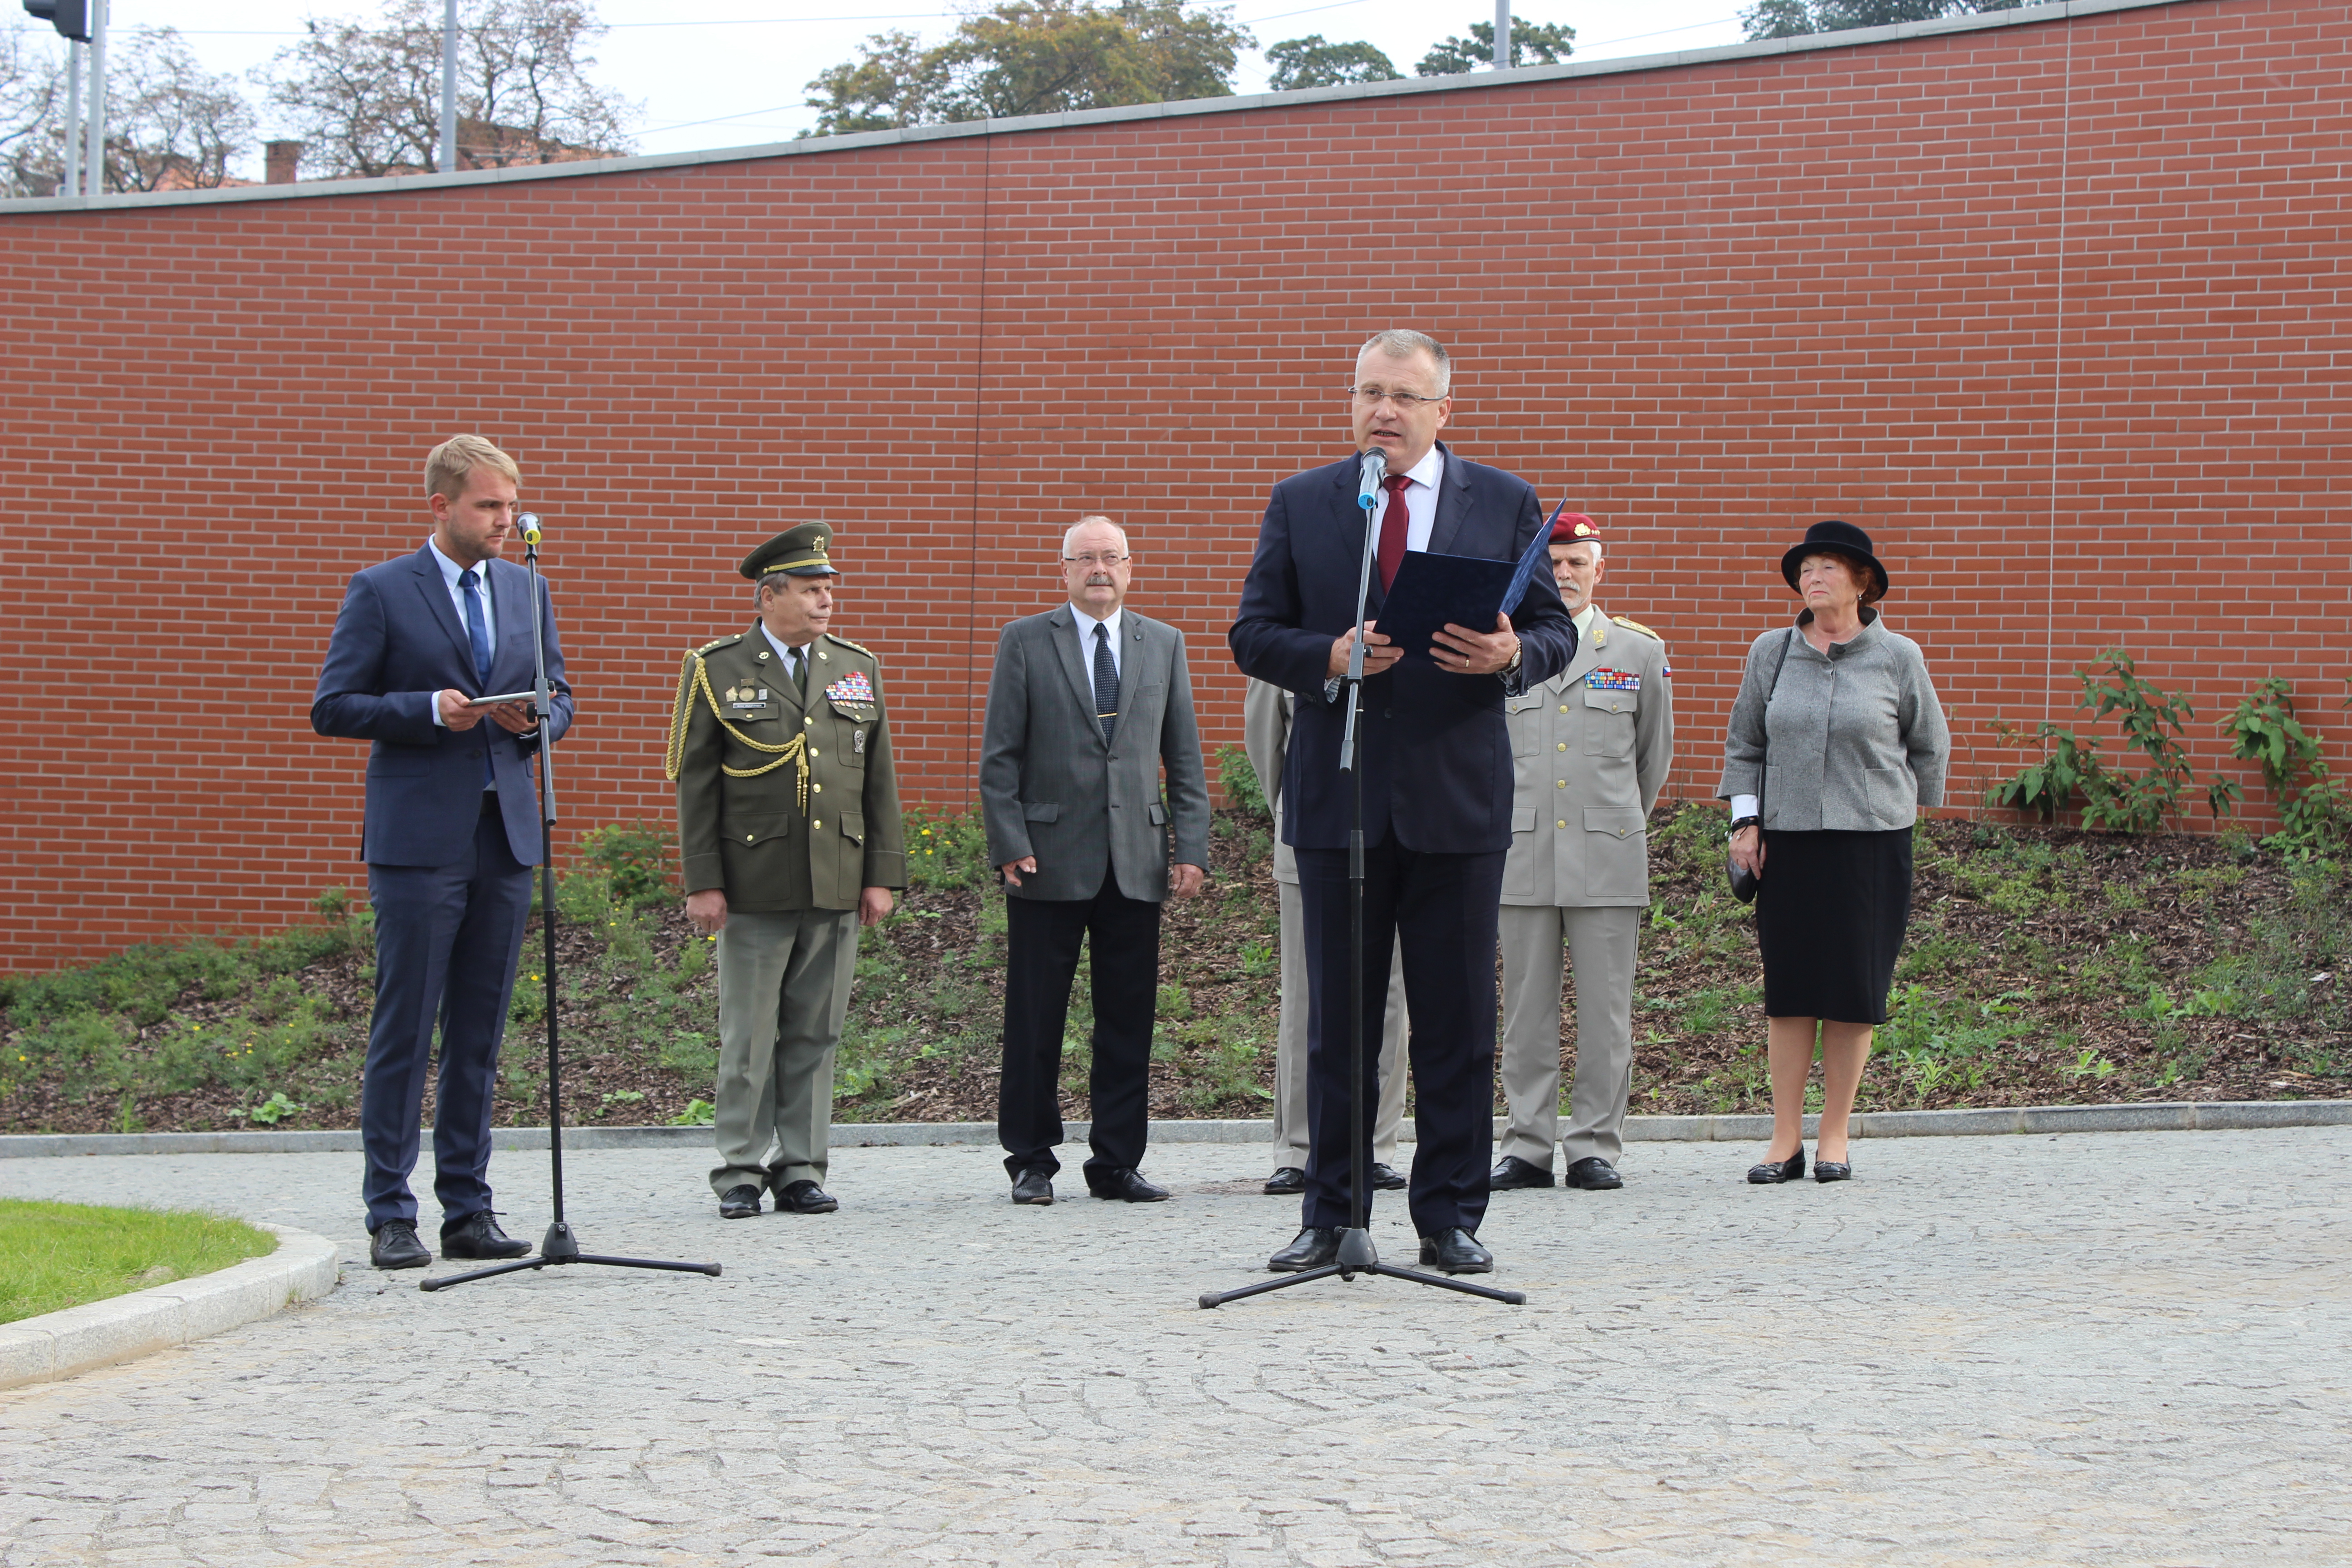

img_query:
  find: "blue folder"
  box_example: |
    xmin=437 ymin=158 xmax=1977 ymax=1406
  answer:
xmin=1372 ymin=504 xmax=1565 ymax=666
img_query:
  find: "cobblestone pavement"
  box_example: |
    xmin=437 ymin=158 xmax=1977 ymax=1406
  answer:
xmin=2 ymin=1127 xmax=2347 ymax=1566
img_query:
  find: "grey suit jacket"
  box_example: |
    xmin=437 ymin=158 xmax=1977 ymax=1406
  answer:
xmin=979 ymin=605 xmax=1211 ymax=903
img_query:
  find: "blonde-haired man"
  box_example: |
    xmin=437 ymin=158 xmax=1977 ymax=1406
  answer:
xmin=312 ymin=435 xmax=575 ymax=1270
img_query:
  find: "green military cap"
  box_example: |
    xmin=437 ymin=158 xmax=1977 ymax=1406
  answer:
xmin=739 ymin=521 xmax=840 ymax=580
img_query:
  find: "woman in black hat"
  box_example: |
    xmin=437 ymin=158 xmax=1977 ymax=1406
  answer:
xmin=1717 ymin=521 xmax=1950 ymax=1183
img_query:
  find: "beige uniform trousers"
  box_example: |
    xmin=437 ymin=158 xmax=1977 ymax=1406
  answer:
xmin=1272 ymin=879 xmax=1407 ymax=1166
xmin=710 ymin=907 xmax=858 ymax=1196
xmin=1497 ymin=902 xmax=1640 ymax=1169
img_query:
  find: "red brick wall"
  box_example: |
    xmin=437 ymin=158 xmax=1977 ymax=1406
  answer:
xmin=3 ymin=0 xmax=2345 ymax=970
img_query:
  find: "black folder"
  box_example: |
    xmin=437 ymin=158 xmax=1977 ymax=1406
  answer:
xmin=1374 ymin=550 xmax=1523 ymax=665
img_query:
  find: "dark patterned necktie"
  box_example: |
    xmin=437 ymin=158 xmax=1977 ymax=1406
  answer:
xmin=459 ymin=568 xmax=494 ymax=788
xmin=1092 ymin=622 xmax=1119 ymax=744
xmin=1376 ymin=473 xmax=1412 ymax=592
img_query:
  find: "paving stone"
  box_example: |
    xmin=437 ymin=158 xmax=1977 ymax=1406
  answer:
xmin=0 ymin=1130 xmax=2347 ymax=1563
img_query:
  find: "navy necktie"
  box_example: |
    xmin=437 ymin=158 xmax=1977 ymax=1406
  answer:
xmin=459 ymin=568 xmax=492 ymax=686
xmin=460 ymin=568 xmax=494 ymax=789
xmin=1092 ymin=622 xmax=1119 ymax=745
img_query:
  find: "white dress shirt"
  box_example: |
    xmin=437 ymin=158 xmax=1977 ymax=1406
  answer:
xmin=1069 ymin=604 xmax=1124 ymax=685
xmin=760 ymin=623 xmax=812 ymax=686
xmin=427 ymin=536 xmax=495 ymax=727
xmin=1388 ymin=444 xmax=1445 ymax=554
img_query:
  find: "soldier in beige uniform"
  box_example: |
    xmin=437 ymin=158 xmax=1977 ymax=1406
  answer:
xmin=1490 ymin=514 xmax=1674 ymax=1192
xmin=667 ymin=522 xmax=906 ymax=1219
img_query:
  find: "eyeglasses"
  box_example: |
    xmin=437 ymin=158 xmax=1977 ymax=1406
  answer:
xmin=1349 ymin=386 xmax=1446 ymax=409
xmin=1063 ymin=551 xmax=1129 ymax=568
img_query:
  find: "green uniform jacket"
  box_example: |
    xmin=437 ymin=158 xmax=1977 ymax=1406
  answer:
xmin=668 ymin=625 xmax=906 ymax=911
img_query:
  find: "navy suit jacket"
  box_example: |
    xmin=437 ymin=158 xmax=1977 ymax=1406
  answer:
xmin=311 ymin=545 xmax=576 ymax=867
xmin=1229 ymin=445 xmax=1576 ymax=855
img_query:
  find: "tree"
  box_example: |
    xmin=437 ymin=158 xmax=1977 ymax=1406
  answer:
xmin=1740 ymin=0 xmax=2020 ymax=43
xmin=1 ymin=28 xmax=68 ymax=198
xmin=105 ymin=27 xmax=259 ymax=192
xmin=1416 ymin=16 xmax=1575 ymax=76
xmin=1265 ymin=35 xmax=1401 ymax=92
xmin=806 ymin=0 xmax=1254 ymax=136
xmin=267 ymin=0 xmax=636 ymax=180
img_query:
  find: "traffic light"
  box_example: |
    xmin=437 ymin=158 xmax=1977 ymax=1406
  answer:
xmin=22 ymin=1 xmax=93 ymax=43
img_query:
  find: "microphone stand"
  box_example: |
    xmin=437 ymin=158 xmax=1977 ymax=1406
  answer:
xmin=1200 ymin=453 xmax=1524 ymax=1310
xmin=424 ymin=514 xmax=721 ymax=1292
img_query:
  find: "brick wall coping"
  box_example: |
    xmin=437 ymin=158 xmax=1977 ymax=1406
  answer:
xmin=0 ymin=0 xmax=2196 ymax=218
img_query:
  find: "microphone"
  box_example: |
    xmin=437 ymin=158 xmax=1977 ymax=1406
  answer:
xmin=1356 ymin=449 xmax=1386 ymax=510
xmin=518 ymin=512 xmax=542 ymax=545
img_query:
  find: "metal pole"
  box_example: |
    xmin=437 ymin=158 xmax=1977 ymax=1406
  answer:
xmin=81 ymin=0 xmax=104 ymax=197
xmin=61 ymin=38 xmax=80 ymax=197
xmin=1495 ymin=2 xmax=1511 ymax=71
xmin=438 ymin=0 xmax=458 ymax=172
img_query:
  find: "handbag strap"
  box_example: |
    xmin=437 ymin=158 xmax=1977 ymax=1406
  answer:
xmin=1754 ymin=627 xmax=1796 ymax=821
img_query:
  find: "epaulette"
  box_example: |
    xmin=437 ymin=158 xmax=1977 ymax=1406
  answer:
xmin=823 ymin=632 xmax=875 ymax=657
xmin=1610 ymin=616 xmax=1664 ymax=644
xmin=695 ymin=633 xmax=744 ymax=655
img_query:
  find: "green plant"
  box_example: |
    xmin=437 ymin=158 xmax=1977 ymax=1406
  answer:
xmin=0 ymin=1199 xmax=275 ymax=1325
xmin=2222 ymin=677 xmax=2351 ymax=850
xmin=1988 ymin=651 xmax=2220 ymax=831
xmin=577 ymin=822 xmax=678 ymax=906
xmin=1217 ymin=744 xmax=1268 ymax=817
xmin=904 ymin=810 xmax=995 ymax=892
xmin=657 ymin=1030 xmax=720 ymax=1078
xmin=248 ymin=1091 xmax=301 ymax=1125
xmin=595 ymin=1089 xmax=645 ymax=1118
xmin=668 ymin=1098 xmax=716 ymax=1126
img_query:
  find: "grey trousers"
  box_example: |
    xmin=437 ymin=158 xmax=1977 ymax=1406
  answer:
xmin=1272 ymin=878 xmax=1406 ymax=1166
xmin=1497 ymin=903 xmax=1641 ymax=1169
xmin=710 ymin=906 xmax=858 ymax=1197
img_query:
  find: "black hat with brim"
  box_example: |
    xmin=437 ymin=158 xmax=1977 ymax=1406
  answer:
xmin=1780 ymin=519 xmax=1888 ymax=603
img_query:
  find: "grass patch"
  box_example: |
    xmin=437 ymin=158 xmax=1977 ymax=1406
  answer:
xmin=0 ymin=1198 xmax=276 ymax=1324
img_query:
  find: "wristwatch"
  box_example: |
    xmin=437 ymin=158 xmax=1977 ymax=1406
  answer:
xmin=1500 ymin=638 xmax=1523 ymax=676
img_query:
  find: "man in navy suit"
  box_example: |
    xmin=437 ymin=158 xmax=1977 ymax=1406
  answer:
xmin=1230 ymin=330 xmax=1577 ymax=1278
xmin=312 ymin=435 xmax=575 ymax=1270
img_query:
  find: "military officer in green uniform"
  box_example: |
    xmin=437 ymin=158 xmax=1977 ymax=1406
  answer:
xmin=666 ymin=522 xmax=905 ymax=1219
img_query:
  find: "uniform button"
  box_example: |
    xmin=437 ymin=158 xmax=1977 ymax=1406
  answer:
xmin=1559 ymin=705 xmax=1569 ymax=712
xmin=1556 ymin=819 xmax=1566 ymax=828
xmin=813 ymin=782 xmax=823 ymax=793
xmin=1556 ymin=742 xmax=1566 ymax=752
xmin=810 ymin=747 xmax=819 ymax=756
xmin=804 ymin=716 xmax=813 ymax=726
xmin=745 ymin=833 xmax=755 ymax=843
xmin=812 ymin=820 xmax=822 ymax=831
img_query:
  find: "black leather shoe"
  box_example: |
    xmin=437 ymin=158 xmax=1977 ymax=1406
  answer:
xmin=1087 ymin=1167 xmax=1171 ymax=1202
xmin=1370 ymin=1162 xmax=1407 ymax=1191
xmin=1565 ymin=1156 xmax=1624 ymax=1190
xmin=775 ymin=1179 xmax=839 ymax=1214
xmin=1011 ymin=1169 xmax=1054 ymax=1205
xmin=1814 ymin=1157 xmax=1852 ymax=1182
xmin=440 ymin=1212 xmax=531 ymax=1260
xmin=1268 ymin=1226 xmax=1342 ymax=1272
xmin=1417 ymin=1227 xmax=1494 ymax=1274
xmin=1263 ymin=1166 xmax=1306 ymax=1196
xmin=1489 ymin=1155 xmax=1555 ymax=1190
xmin=369 ymin=1220 xmax=430 ymax=1270
xmin=1748 ymin=1147 xmax=1806 ymax=1184
xmin=718 ymin=1185 xmax=762 ymax=1219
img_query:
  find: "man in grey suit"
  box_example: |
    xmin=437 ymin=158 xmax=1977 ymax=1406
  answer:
xmin=1491 ymin=514 xmax=1675 ymax=1193
xmin=1241 ymin=677 xmax=1407 ymax=1197
xmin=980 ymin=515 xmax=1211 ymax=1205
xmin=312 ymin=435 xmax=575 ymax=1269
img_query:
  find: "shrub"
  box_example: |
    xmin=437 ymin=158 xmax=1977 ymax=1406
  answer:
xmin=1217 ymin=744 xmax=1268 ymax=817
xmin=2223 ymin=677 xmax=2352 ymax=852
xmin=578 ymin=822 xmax=677 ymax=906
xmin=1988 ymin=650 xmax=2224 ymax=832
xmin=904 ymin=810 xmax=995 ymax=892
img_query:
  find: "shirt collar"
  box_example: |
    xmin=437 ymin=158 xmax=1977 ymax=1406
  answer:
xmin=1572 ymin=602 xmax=1602 ymax=637
xmin=426 ymin=535 xmax=485 ymax=588
xmin=1397 ymin=445 xmax=1444 ymax=490
xmin=1070 ymin=604 xmax=1123 ymax=641
xmin=759 ymin=623 xmax=808 ymax=664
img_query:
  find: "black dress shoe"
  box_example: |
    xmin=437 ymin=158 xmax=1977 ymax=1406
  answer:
xmin=1263 ymin=1166 xmax=1306 ymax=1196
xmin=1747 ymin=1147 xmax=1806 ymax=1184
xmin=440 ymin=1211 xmax=531 ymax=1260
xmin=369 ymin=1220 xmax=430 ymax=1270
xmin=1488 ymin=1155 xmax=1556 ymax=1190
xmin=1087 ymin=1167 xmax=1171 ymax=1202
xmin=1010 ymin=1168 xmax=1054 ymax=1205
xmin=1565 ymin=1156 xmax=1623 ymax=1190
xmin=1417 ymin=1227 xmax=1494 ymax=1274
xmin=775 ymin=1179 xmax=840 ymax=1214
xmin=1813 ymin=1157 xmax=1852 ymax=1182
xmin=1370 ymin=1162 xmax=1407 ymax=1191
xmin=1268 ymin=1226 xmax=1342 ymax=1272
xmin=718 ymin=1185 xmax=762 ymax=1219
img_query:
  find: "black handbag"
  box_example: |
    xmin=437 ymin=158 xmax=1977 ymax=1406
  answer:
xmin=1728 ymin=629 xmax=1796 ymax=905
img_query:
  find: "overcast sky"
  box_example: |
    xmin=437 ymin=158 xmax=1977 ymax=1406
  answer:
xmin=11 ymin=0 xmax=1752 ymax=178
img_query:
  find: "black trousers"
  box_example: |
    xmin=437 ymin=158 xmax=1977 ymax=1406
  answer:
xmin=996 ymin=882 xmax=1161 ymax=1181
xmin=1296 ymin=843 xmax=1505 ymax=1237
xmin=361 ymin=800 xmax=532 ymax=1235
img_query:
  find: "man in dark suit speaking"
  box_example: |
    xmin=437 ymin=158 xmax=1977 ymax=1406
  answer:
xmin=1230 ymin=330 xmax=1577 ymax=1277
xmin=312 ymin=435 xmax=575 ymax=1270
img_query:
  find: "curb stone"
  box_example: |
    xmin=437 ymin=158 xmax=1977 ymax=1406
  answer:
xmin=0 ymin=1223 xmax=340 ymax=1392
xmin=0 ymin=1100 xmax=2344 ymax=1160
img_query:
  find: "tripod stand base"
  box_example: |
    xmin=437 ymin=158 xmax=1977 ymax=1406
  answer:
xmin=1197 ymin=1228 xmax=1527 ymax=1308
xmin=419 ymin=1220 xmax=722 ymax=1292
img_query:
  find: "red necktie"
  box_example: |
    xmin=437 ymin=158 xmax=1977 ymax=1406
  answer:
xmin=1376 ymin=473 xmax=1412 ymax=592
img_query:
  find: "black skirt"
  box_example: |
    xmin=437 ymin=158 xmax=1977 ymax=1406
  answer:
xmin=1755 ymin=828 xmax=1914 ymax=1024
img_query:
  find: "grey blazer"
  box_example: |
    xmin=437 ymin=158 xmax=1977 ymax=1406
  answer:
xmin=979 ymin=605 xmax=1212 ymax=903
